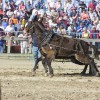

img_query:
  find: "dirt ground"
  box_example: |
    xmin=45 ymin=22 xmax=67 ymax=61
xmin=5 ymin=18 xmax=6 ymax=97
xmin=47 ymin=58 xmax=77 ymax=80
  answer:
xmin=0 ymin=59 xmax=100 ymax=100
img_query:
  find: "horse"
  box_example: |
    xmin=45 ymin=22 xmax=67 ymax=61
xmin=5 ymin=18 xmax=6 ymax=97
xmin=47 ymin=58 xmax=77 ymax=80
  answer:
xmin=24 ymin=18 xmax=100 ymax=77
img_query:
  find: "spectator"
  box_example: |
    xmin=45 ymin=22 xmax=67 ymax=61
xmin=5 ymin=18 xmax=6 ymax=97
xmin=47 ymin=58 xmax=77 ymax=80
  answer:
xmin=72 ymin=0 xmax=79 ymax=8
xmin=9 ymin=14 xmax=18 ymax=25
xmin=15 ymin=20 xmax=21 ymax=32
xmin=6 ymin=7 xmax=14 ymax=18
xmin=36 ymin=0 xmax=44 ymax=10
xmin=82 ymin=27 xmax=89 ymax=38
xmin=96 ymin=21 xmax=100 ymax=32
xmin=57 ymin=25 xmax=66 ymax=35
xmin=18 ymin=1 xmax=25 ymax=12
xmin=0 ymin=0 xmax=2 ymax=8
xmin=88 ymin=0 xmax=96 ymax=11
xmin=26 ymin=1 xmax=32 ymax=12
xmin=2 ymin=11 xmax=8 ymax=19
xmin=88 ymin=8 xmax=97 ymax=22
xmin=9 ymin=1 xmax=17 ymax=11
xmin=76 ymin=22 xmax=85 ymax=38
xmin=20 ymin=10 xmax=26 ymax=19
xmin=78 ymin=1 xmax=87 ymax=12
xmin=48 ymin=15 xmax=57 ymax=28
xmin=5 ymin=20 xmax=15 ymax=37
xmin=49 ymin=0 xmax=55 ymax=9
xmin=96 ymin=1 xmax=100 ymax=17
xmin=55 ymin=0 xmax=62 ymax=12
xmin=67 ymin=23 xmax=76 ymax=37
xmin=1 ymin=18 xmax=8 ymax=29
xmin=14 ymin=7 xmax=21 ymax=21
xmin=90 ymin=26 xmax=99 ymax=39
xmin=65 ymin=0 xmax=73 ymax=15
xmin=0 ymin=28 xmax=6 ymax=53
xmin=0 ymin=8 xmax=3 ymax=19
xmin=18 ymin=32 xmax=29 ymax=54
xmin=62 ymin=14 xmax=70 ymax=29
xmin=92 ymin=14 xmax=99 ymax=25
xmin=70 ymin=7 xmax=78 ymax=24
xmin=4 ymin=1 xmax=10 ymax=12
xmin=80 ymin=9 xmax=89 ymax=21
xmin=20 ymin=16 xmax=26 ymax=27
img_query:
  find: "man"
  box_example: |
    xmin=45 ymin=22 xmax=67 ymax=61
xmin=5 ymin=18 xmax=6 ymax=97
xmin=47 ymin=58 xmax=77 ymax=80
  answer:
xmin=0 ymin=27 xmax=6 ymax=53
xmin=28 ymin=11 xmax=42 ymax=75
xmin=76 ymin=22 xmax=85 ymax=38
xmin=29 ymin=32 xmax=41 ymax=71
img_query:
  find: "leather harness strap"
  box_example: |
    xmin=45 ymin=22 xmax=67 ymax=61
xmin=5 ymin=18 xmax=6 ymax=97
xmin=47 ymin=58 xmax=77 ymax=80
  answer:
xmin=58 ymin=36 xmax=64 ymax=54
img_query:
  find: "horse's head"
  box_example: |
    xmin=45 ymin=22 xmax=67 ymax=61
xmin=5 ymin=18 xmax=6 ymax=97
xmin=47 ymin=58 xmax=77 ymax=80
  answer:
xmin=24 ymin=18 xmax=46 ymax=36
xmin=24 ymin=21 xmax=34 ymax=35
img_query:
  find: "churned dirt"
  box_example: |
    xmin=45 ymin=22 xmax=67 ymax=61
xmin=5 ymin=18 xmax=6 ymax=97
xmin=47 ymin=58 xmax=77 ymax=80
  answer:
xmin=0 ymin=59 xmax=100 ymax=100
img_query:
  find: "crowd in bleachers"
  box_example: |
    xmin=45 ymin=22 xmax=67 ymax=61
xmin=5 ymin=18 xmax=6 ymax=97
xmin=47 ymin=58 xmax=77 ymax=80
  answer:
xmin=0 ymin=0 xmax=100 ymax=53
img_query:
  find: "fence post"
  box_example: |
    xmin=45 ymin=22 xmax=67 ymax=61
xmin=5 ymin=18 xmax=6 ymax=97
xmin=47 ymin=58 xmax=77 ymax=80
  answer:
xmin=7 ymin=39 xmax=11 ymax=54
xmin=29 ymin=44 xmax=32 ymax=54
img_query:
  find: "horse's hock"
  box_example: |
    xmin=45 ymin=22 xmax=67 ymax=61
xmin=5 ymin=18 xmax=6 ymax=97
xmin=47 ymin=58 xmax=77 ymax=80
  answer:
xmin=75 ymin=52 xmax=91 ymax=64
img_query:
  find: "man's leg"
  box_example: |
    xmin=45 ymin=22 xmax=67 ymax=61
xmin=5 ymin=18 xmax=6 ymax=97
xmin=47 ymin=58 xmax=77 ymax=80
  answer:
xmin=0 ymin=46 xmax=4 ymax=53
xmin=32 ymin=46 xmax=39 ymax=71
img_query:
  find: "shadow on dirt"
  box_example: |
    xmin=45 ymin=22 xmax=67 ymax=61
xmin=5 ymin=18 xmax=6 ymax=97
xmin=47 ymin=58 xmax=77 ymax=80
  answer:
xmin=56 ymin=73 xmax=94 ymax=77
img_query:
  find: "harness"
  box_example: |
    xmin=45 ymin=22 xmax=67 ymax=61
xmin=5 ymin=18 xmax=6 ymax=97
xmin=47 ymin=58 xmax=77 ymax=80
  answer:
xmin=27 ymin=21 xmax=86 ymax=55
xmin=40 ymin=30 xmax=53 ymax=46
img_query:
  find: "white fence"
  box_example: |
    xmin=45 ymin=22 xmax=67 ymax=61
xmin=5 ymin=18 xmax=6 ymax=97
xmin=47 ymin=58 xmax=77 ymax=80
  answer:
xmin=2 ymin=37 xmax=32 ymax=54
xmin=1 ymin=37 xmax=100 ymax=54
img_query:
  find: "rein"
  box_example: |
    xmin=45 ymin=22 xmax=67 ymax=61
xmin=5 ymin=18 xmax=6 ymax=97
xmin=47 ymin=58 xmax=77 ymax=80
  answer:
xmin=31 ymin=22 xmax=53 ymax=47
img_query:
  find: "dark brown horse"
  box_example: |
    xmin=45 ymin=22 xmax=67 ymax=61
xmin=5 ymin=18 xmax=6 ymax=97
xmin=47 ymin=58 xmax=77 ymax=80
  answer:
xmin=25 ymin=18 xmax=100 ymax=77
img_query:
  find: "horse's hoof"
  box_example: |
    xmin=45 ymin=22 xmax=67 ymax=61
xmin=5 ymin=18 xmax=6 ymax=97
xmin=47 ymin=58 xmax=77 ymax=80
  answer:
xmin=32 ymin=71 xmax=36 ymax=76
xmin=36 ymin=65 xmax=39 ymax=69
xmin=96 ymin=72 xmax=100 ymax=77
xmin=49 ymin=74 xmax=54 ymax=78
xmin=80 ymin=72 xmax=85 ymax=75
xmin=44 ymin=73 xmax=48 ymax=77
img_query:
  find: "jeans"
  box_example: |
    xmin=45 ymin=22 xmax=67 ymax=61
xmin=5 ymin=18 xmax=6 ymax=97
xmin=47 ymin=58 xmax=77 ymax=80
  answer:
xmin=32 ymin=46 xmax=41 ymax=66
xmin=0 ymin=46 xmax=4 ymax=53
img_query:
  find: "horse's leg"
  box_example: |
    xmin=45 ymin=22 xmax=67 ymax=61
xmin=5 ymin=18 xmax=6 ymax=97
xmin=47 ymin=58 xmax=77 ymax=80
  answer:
xmin=91 ymin=45 xmax=99 ymax=60
xmin=88 ymin=65 xmax=96 ymax=75
xmin=32 ymin=58 xmax=40 ymax=76
xmin=42 ymin=58 xmax=48 ymax=76
xmin=75 ymin=53 xmax=100 ymax=76
xmin=81 ymin=64 xmax=96 ymax=75
xmin=90 ymin=60 xmax=100 ymax=76
xmin=81 ymin=64 xmax=88 ymax=75
xmin=47 ymin=59 xmax=54 ymax=77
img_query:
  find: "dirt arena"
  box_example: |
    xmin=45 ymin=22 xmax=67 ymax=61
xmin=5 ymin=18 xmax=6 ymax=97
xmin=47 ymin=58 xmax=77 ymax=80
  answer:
xmin=0 ymin=59 xmax=100 ymax=100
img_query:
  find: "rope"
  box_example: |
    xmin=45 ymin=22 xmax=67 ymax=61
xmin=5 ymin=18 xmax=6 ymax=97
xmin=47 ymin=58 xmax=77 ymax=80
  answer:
xmin=45 ymin=43 xmax=84 ymax=54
